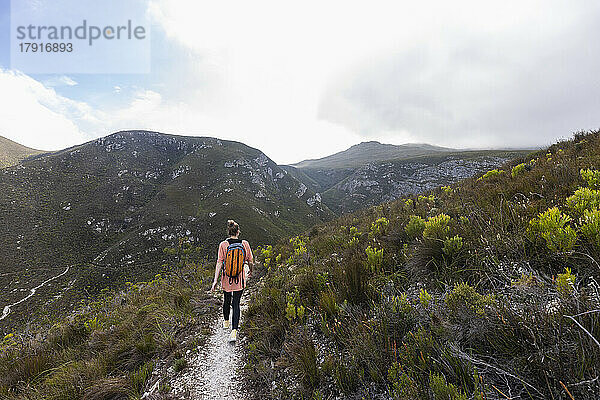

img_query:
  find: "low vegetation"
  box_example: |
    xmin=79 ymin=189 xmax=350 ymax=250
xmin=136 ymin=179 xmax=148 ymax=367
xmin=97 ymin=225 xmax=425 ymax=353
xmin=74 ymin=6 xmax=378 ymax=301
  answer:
xmin=243 ymin=130 xmax=600 ymax=399
xmin=0 ymin=242 xmax=215 ymax=399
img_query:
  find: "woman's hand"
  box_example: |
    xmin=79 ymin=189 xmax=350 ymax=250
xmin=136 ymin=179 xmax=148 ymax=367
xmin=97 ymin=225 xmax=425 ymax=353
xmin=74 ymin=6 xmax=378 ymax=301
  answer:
xmin=211 ymin=281 xmax=218 ymax=292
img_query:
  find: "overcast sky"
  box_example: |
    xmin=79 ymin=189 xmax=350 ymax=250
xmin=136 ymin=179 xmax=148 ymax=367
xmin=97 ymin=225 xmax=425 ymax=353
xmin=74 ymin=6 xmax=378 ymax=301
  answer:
xmin=0 ymin=0 xmax=599 ymax=164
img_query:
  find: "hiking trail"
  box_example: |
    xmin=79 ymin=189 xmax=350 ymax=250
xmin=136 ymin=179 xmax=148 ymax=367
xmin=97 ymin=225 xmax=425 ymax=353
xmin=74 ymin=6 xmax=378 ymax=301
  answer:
xmin=0 ymin=265 xmax=70 ymax=321
xmin=166 ymin=269 xmax=253 ymax=400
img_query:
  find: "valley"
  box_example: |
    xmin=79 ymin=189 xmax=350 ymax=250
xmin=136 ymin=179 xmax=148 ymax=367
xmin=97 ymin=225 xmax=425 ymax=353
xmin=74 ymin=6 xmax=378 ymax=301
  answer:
xmin=0 ymin=132 xmax=526 ymax=334
xmin=0 ymin=130 xmax=331 ymax=332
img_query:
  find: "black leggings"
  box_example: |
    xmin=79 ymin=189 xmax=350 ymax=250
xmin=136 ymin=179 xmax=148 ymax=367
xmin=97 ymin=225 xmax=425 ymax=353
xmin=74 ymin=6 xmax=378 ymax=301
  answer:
xmin=223 ymin=290 xmax=243 ymax=330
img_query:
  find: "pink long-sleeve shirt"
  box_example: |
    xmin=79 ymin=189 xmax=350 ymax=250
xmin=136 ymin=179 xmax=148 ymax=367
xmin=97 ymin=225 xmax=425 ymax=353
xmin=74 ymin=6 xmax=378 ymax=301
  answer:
xmin=217 ymin=239 xmax=253 ymax=292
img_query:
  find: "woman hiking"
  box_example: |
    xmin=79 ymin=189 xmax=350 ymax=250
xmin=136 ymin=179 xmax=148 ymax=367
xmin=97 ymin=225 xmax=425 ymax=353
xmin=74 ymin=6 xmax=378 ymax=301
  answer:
xmin=211 ymin=219 xmax=254 ymax=342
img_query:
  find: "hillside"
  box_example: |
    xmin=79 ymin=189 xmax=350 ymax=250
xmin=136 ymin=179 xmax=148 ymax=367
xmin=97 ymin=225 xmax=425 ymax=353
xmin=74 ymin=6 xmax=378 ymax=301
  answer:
xmin=0 ymin=136 xmax=44 ymax=168
xmin=289 ymin=141 xmax=530 ymax=214
xmin=292 ymin=141 xmax=454 ymax=169
xmin=2 ymin=130 xmax=599 ymax=399
xmin=0 ymin=130 xmax=333 ymax=331
xmin=245 ymin=130 xmax=600 ymax=399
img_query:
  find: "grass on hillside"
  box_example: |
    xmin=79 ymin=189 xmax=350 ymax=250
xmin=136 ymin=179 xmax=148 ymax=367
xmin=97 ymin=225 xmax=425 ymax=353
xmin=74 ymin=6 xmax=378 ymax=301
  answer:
xmin=0 ymin=136 xmax=44 ymax=169
xmin=0 ymin=241 xmax=215 ymax=399
xmin=242 ymin=130 xmax=600 ymax=400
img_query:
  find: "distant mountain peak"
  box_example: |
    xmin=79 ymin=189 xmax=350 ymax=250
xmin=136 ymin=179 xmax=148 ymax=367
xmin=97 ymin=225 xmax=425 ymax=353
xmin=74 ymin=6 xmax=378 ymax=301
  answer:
xmin=356 ymin=140 xmax=381 ymax=145
xmin=292 ymin=140 xmax=455 ymax=169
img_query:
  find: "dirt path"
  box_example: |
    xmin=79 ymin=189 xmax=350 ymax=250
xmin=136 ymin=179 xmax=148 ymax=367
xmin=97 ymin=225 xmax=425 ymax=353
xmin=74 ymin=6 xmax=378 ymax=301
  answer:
xmin=0 ymin=265 xmax=70 ymax=321
xmin=168 ymin=272 xmax=252 ymax=399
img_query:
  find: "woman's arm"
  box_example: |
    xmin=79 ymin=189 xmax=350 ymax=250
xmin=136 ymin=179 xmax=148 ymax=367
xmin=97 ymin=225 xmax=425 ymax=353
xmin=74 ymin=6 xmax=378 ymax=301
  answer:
xmin=247 ymin=260 xmax=254 ymax=278
xmin=211 ymin=260 xmax=221 ymax=291
xmin=244 ymin=241 xmax=254 ymax=277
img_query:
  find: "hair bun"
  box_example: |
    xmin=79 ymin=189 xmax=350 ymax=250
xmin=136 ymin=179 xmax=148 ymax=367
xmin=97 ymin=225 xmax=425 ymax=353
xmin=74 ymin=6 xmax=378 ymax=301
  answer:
xmin=227 ymin=219 xmax=235 ymax=227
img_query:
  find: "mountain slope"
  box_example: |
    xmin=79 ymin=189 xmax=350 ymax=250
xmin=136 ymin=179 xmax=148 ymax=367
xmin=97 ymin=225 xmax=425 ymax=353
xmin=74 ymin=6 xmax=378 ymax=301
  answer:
xmin=292 ymin=141 xmax=454 ymax=169
xmin=289 ymin=141 xmax=530 ymax=214
xmin=0 ymin=130 xmax=333 ymax=330
xmin=3 ymin=131 xmax=599 ymax=399
xmin=245 ymin=130 xmax=600 ymax=399
xmin=0 ymin=136 xmax=44 ymax=168
xmin=321 ymin=150 xmax=528 ymax=214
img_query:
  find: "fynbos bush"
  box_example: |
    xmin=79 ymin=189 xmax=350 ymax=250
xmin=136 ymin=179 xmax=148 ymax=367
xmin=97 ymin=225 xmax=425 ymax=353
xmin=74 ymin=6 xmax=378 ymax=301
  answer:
xmin=580 ymin=168 xmax=600 ymax=189
xmin=442 ymin=235 xmax=463 ymax=257
xmin=555 ymin=267 xmax=576 ymax=296
xmin=511 ymin=162 xmax=526 ymax=178
xmin=480 ymin=169 xmax=505 ymax=181
xmin=565 ymin=187 xmax=600 ymax=214
xmin=580 ymin=208 xmax=600 ymax=247
xmin=365 ymin=245 xmax=384 ymax=272
xmin=405 ymin=215 xmax=425 ymax=239
xmin=528 ymin=207 xmax=577 ymax=252
xmin=423 ymin=214 xmax=451 ymax=240
xmin=370 ymin=217 xmax=390 ymax=237
xmin=445 ymin=282 xmax=495 ymax=317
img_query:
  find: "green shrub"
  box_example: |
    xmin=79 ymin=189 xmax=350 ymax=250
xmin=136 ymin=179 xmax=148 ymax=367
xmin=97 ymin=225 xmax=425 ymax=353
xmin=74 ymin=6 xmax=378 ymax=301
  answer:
xmin=283 ymin=287 xmax=306 ymax=323
xmin=83 ymin=316 xmax=101 ymax=333
xmin=580 ymin=168 xmax=600 ymax=189
xmin=419 ymin=288 xmax=432 ymax=307
xmin=441 ymin=186 xmax=453 ymax=194
xmin=418 ymin=194 xmax=436 ymax=203
xmin=347 ymin=236 xmax=359 ymax=248
xmin=480 ymin=169 xmax=505 ymax=180
xmin=289 ymin=236 xmax=308 ymax=263
xmin=365 ymin=246 xmax=384 ymax=272
xmin=423 ymin=214 xmax=451 ymax=239
xmin=511 ymin=163 xmax=526 ymax=178
xmin=445 ymin=282 xmax=495 ymax=317
xmin=285 ymin=302 xmax=297 ymax=321
xmin=429 ymin=373 xmax=467 ymax=400
xmin=528 ymin=207 xmax=577 ymax=252
xmin=391 ymin=293 xmax=413 ymax=315
xmin=259 ymin=245 xmax=274 ymax=267
xmin=565 ymin=187 xmax=600 ymax=214
xmin=173 ymin=357 xmax=187 ymax=373
xmin=405 ymin=215 xmax=426 ymax=238
xmin=442 ymin=235 xmax=463 ymax=257
xmin=370 ymin=217 xmax=390 ymax=237
xmin=555 ymin=267 xmax=576 ymax=296
xmin=580 ymin=208 xmax=600 ymax=247
xmin=388 ymin=362 xmax=419 ymax=399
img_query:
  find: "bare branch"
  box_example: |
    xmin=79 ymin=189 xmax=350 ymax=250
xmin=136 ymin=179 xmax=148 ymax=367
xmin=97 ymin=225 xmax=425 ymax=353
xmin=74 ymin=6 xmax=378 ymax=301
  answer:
xmin=563 ymin=314 xmax=600 ymax=349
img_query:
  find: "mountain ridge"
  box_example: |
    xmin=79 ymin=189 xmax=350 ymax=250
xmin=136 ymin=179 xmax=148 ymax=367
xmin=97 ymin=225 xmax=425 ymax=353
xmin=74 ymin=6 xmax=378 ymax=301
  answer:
xmin=0 ymin=130 xmax=333 ymax=330
xmin=287 ymin=139 xmax=531 ymax=214
xmin=291 ymin=140 xmax=455 ymax=169
xmin=0 ymin=135 xmax=45 ymax=168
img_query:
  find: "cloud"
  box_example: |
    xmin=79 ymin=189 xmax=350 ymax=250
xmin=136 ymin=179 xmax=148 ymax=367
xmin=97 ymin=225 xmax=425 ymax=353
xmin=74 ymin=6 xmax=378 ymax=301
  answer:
xmin=3 ymin=1 xmax=599 ymax=163
xmin=44 ymin=76 xmax=78 ymax=87
xmin=0 ymin=70 xmax=186 ymax=152
xmin=317 ymin=2 xmax=600 ymax=148
xmin=146 ymin=0 xmax=600 ymax=159
xmin=0 ymin=69 xmax=90 ymax=150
